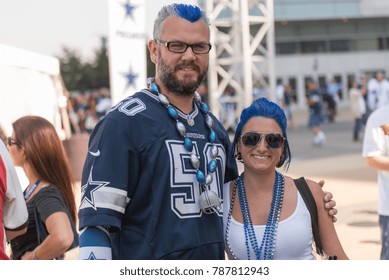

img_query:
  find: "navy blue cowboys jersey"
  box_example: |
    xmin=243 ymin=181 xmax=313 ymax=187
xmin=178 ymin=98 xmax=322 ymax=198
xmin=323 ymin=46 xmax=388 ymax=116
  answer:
xmin=79 ymin=89 xmax=238 ymax=259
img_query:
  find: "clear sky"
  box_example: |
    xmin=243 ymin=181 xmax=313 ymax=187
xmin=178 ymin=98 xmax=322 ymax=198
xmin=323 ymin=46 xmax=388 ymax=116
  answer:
xmin=0 ymin=0 xmax=196 ymax=60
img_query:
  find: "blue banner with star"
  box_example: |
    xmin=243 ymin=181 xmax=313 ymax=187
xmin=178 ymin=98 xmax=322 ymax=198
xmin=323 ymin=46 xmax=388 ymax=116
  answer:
xmin=108 ymin=0 xmax=146 ymax=105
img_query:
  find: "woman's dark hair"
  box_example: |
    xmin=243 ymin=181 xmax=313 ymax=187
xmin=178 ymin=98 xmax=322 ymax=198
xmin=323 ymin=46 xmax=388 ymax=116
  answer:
xmin=12 ymin=116 xmax=77 ymax=223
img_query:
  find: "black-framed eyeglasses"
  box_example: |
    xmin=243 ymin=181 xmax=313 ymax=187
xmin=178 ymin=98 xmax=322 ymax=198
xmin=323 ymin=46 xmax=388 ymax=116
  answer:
xmin=240 ymin=132 xmax=285 ymax=149
xmin=7 ymin=137 xmax=21 ymax=148
xmin=155 ymin=39 xmax=212 ymax=54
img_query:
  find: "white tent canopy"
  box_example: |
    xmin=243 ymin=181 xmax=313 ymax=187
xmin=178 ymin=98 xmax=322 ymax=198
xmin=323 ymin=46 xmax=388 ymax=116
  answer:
xmin=0 ymin=43 xmax=69 ymax=139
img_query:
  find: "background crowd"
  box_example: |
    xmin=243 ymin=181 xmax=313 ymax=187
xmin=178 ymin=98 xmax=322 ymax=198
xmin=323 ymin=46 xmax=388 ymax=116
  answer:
xmin=66 ymin=87 xmax=111 ymax=135
xmin=61 ymin=70 xmax=389 ymax=145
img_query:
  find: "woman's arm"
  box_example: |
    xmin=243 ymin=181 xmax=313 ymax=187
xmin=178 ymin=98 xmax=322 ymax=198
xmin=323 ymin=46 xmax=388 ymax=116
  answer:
xmin=22 ymin=212 xmax=74 ymax=260
xmin=306 ymin=178 xmax=349 ymax=260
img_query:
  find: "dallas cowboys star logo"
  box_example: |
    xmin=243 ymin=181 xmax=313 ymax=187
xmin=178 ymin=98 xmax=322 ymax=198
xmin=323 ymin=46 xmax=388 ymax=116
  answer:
xmin=86 ymin=252 xmax=98 ymax=260
xmin=122 ymin=68 xmax=138 ymax=91
xmin=121 ymin=0 xmax=137 ymax=21
xmin=85 ymin=251 xmax=109 ymax=260
xmin=81 ymin=167 xmax=110 ymax=210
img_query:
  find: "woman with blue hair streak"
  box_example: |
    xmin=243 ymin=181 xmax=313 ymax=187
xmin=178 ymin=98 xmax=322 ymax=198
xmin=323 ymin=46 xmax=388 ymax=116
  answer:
xmin=223 ymin=97 xmax=348 ymax=260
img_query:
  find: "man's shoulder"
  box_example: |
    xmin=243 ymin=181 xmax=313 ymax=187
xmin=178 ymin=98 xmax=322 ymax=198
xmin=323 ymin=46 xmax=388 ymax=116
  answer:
xmin=104 ymin=90 xmax=157 ymax=118
xmin=366 ymin=105 xmax=389 ymax=129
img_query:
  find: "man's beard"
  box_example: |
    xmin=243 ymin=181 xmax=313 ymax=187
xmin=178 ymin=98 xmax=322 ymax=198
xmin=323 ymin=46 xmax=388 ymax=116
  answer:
xmin=157 ymin=53 xmax=207 ymax=97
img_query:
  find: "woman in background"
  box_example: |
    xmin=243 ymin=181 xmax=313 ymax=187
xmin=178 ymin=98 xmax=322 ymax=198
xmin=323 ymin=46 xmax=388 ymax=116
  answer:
xmin=349 ymin=80 xmax=366 ymax=142
xmin=8 ymin=116 xmax=78 ymax=260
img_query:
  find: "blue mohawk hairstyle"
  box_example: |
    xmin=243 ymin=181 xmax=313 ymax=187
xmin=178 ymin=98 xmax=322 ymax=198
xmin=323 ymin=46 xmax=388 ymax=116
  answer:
xmin=172 ymin=3 xmax=202 ymax=22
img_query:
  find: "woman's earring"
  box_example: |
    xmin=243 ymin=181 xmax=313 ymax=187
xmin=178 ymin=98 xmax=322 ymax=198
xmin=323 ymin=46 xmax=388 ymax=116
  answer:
xmin=235 ymin=152 xmax=244 ymax=163
xmin=276 ymin=155 xmax=285 ymax=168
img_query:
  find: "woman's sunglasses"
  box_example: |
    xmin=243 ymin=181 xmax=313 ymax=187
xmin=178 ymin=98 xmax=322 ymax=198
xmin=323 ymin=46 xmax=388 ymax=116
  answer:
xmin=240 ymin=132 xmax=285 ymax=149
xmin=7 ymin=137 xmax=21 ymax=147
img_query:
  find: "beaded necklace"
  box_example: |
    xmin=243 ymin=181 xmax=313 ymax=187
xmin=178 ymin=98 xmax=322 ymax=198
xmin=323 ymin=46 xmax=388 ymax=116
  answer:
xmin=149 ymin=79 xmax=222 ymax=214
xmin=225 ymin=171 xmax=284 ymax=259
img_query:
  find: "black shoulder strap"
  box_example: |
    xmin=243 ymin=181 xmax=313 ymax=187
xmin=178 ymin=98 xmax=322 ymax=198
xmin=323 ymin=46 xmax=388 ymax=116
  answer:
xmin=293 ymin=177 xmax=324 ymax=256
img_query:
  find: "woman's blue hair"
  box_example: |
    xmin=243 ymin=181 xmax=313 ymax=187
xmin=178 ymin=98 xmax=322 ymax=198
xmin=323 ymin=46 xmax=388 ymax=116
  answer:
xmin=230 ymin=97 xmax=291 ymax=170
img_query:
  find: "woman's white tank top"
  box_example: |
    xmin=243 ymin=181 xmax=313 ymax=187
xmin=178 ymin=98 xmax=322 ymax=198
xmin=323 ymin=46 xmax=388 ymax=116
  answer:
xmin=223 ymin=183 xmax=315 ymax=260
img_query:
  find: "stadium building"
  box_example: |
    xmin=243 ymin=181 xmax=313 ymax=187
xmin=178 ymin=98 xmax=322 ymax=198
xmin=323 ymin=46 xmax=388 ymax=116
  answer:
xmin=273 ymin=0 xmax=389 ymax=107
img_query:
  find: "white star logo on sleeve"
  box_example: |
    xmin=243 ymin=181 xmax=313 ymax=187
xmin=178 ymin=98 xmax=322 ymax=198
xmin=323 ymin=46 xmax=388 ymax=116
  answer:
xmin=81 ymin=167 xmax=110 ymax=211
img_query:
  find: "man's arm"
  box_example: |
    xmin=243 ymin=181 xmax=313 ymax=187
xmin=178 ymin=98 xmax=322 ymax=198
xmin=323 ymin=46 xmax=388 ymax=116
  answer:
xmin=79 ymin=226 xmax=112 ymax=260
xmin=365 ymin=155 xmax=389 ymax=172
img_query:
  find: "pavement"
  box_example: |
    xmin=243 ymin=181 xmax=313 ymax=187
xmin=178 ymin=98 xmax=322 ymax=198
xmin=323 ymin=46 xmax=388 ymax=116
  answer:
xmin=280 ymin=105 xmax=380 ymax=260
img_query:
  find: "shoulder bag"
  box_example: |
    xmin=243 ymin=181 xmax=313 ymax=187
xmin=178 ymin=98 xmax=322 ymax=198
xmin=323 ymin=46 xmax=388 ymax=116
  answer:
xmin=294 ymin=177 xmax=337 ymax=260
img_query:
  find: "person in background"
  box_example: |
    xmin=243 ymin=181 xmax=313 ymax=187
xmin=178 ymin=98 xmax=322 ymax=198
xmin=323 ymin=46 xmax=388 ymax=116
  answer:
xmin=84 ymin=94 xmax=99 ymax=134
xmin=366 ymin=72 xmax=389 ymax=119
xmin=0 ymin=139 xmax=28 ymax=260
xmin=275 ymin=80 xmax=285 ymax=107
xmin=375 ymin=72 xmax=389 ymax=109
xmin=78 ymin=3 xmax=337 ymax=260
xmin=281 ymin=84 xmax=296 ymax=131
xmin=349 ymin=80 xmax=366 ymax=142
xmin=362 ymin=103 xmax=389 ymax=259
xmin=66 ymin=96 xmax=82 ymax=134
xmin=325 ymin=78 xmax=339 ymax=123
xmin=95 ymin=88 xmax=112 ymax=119
xmin=358 ymin=75 xmax=368 ymax=125
xmin=306 ymin=80 xmax=325 ymax=146
xmin=8 ymin=116 xmax=78 ymax=260
xmin=224 ymin=97 xmax=348 ymax=260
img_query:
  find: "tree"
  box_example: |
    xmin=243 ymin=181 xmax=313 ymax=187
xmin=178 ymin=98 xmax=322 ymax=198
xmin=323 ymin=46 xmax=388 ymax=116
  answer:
xmin=58 ymin=43 xmax=110 ymax=92
xmin=91 ymin=45 xmax=110 ymax=89
xmin=59 ymin=41 xmax=155 ymax=92
xmin=59 ymin=48 xmax=84 ymax=91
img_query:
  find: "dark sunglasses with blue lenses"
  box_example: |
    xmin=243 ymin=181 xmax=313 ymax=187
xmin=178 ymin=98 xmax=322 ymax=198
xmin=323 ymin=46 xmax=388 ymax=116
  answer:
xmin=240 ymin=132 xmax=285 ymax=149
